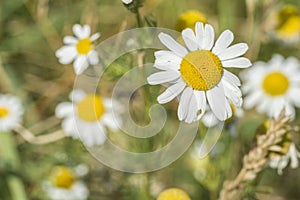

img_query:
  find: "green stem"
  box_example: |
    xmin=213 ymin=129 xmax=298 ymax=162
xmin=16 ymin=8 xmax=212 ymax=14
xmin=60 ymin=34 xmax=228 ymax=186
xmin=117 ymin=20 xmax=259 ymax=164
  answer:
xmin=135 ymin=10 xmax=143 ymax=28
xmin=0 ymin=132 xmax=27 ymax=200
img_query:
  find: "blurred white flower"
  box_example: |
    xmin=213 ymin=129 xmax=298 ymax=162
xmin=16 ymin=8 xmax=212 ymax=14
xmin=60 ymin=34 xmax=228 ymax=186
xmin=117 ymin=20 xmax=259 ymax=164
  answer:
xmin=122 ymin=0 xmax=133 ymax=4
xmin=55 ymin=89 xmax=122 ymax=147
xmin=43 ymin=166 xmax=89 ymax=200
xmin=147 ymin=22 xmax=251 ymax=123
xmin=269 ymin=143 xmax=300 ymax=175
xmin=241 ymin=54 xmax=300 ymax=118
xmin=56 ymin=24 xmax=100 ymax=75
xmin=0 ymin=94 xmax=23 ymax=131
xmin=201 ymin=104 xmax=244 ymax=127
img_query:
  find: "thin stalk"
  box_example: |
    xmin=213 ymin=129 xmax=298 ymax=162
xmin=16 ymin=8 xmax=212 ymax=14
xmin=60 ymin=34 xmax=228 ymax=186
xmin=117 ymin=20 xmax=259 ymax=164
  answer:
xmin=0 ymin=132 xmax=27 ymax=200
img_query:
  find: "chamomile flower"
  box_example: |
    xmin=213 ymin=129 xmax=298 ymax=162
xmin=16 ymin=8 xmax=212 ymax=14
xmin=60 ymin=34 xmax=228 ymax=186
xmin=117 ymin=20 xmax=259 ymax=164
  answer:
xmin=147 ymin=22 xmax=251 ymax=123
xmin=202 ymin=103 xmax=244 ymax=127
xmin=0 ymin=94 xmax=23 ymax=131
xmin=269 ymin=143 xmax=300 ymax=175
xmin=271 ymin=5 xmax=300 ymax=43
xmin=43 ymin=166 xmax=89 ymax=200
xmin=55 ymin=90 xmax=122 ymax=147
xmin=176 ymin=10 xmax=207 ymax=32
xmin=157 ymin=188 xmax=191 ymax=200
xmin=56 ymin=24 xmax=100 ymax=75
xmin=242 ymin=54 xmax=300 ymax=118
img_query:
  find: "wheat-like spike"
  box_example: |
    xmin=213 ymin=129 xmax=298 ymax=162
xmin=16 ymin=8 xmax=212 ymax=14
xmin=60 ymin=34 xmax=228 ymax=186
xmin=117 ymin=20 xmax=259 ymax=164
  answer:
xmin=219 ymin=110 xmax=291 ymax=200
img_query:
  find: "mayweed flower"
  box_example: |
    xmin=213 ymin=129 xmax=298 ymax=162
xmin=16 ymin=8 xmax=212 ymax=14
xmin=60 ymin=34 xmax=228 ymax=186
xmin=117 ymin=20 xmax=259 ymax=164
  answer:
xmin=56 ymin=24 xmax=100 ymax=75
xmin=242 ymin=54 xmax=300 ymax=118
xmin=157 ymin=188 xmax=191 ymax=200
xmin=0 ymin=94 xmax=23 ymax=131
xmin=122 ymin=0 xmax=133 ymax=4
xmin=147 ymin=22 xmax=251 ymax=123
xmin=55 ymin=89 xmax=122 ymax=147
xmin=272 ymin=5 xmax=300 ymax=43
xmin=176 ymin=10 xmax=207 ymax=32
xmin=269 ymin=143 xmax=300 ymax=175
xmin=43 ymin=166 xmax=89 ymax=200
xmin=201 ymin=103 xmax=243 ymax=127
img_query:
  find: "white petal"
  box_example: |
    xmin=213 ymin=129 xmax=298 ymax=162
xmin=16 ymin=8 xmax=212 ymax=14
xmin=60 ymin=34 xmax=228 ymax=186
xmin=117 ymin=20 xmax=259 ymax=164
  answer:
xmin=288 ymin=88 xmax=300 ymax=107
xmin=222 ymin=57 xmax=252 ymax=68
xmin=206 ymin=84 xmax=228 ymax=121
xmin=194 ymin=90 xmax=206 ymax=120
xmin=81 ymin=25 xmax=91 ymax=38
xmin=90 ymin=33 xmax=101 ymax=41
xmin=70 ymin=89 xmax=86 ymax=102
xmin=178 ymin=87 xmax=193 ymax=121
xmin=223 ymin=69 xmax=241 ymax=86
xmin=73 ymin=56 xmax=89 ymax=75
xmin=158 ymin=33 xmax=188 ymax=57
xmin=185 ymin=91 xmax=198 ymax=123
xmin=202 ymin=111 xmax=219 ymax=127
xmin=203 ymin=24 xmax=215 ymax=50
xmin=195 ymin=22 xmax=205 ymax=49
xmin=101 ymin=113 xmax=121 ymax=131
xmin=87 ymin=50 xmax=99 ymax=65
xmin=72 ymin=24 xmax=91 ymax=39
xmin=218 ymin=43 xmax=248 ymax=60
xmin=55 ymin=102 xmax=73 ymax=118
xmin=147 ymin=71 xmax=180 ymax=85
xmin=63 ymin=36 xmax=78 ymax=44
xmin=222 ymin=79 xmax=242 ymax=107
xmin=56 ymin=46 xmax=77 ymax=64
xmin=182 ymin=28 xmax=198 ymax=51
xmin=212 ymin=30 xmax=234 ymax=55
xmin=157 ymin=81 xmax=186 ymax=104
xmin=154 ymin=50 xmax=182 ymax=71
xmin=244 ymin=91 xmax=263 ymax=109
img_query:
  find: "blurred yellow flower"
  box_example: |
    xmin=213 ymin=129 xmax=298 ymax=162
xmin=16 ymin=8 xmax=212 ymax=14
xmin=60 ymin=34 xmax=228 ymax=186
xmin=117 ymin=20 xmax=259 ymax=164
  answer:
xmin=51 ymin=166 xmax=75 ymax=189
xmin=176 ymin=10 xmax=207 ymax=32
xmin=273 ymin=5 xmax=300 ymax=43
xmin=157 ymin=188 xmax=191 ymax=200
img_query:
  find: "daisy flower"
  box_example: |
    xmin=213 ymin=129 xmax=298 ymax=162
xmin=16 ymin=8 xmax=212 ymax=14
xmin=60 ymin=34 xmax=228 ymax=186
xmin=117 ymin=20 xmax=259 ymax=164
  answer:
xmin=269 ymin=143 xmax=300 ymax=175
xmin=202 ymin=103 xmax=244 ymax=127
xmin=55 ymin=90 xmax=122 ymax=147
xmin=43 ymin=166 xmax=89 ymax=200
xmin=242 ymin=54 xmax=300 ymax=118
xmin=56 ymin=24 xmax=100 ymax=75
xmin=0 ymin=94 xmax=23 ymax=131
xmin=157 ymin=188 xmax=191 ymax=200
xmin=176 ymin=10 xmax=207 ymax=32
xmin=271 ymin=5 xmax=300 ymax=44
xmin=147 ymin=22 xmax=251 ymax=123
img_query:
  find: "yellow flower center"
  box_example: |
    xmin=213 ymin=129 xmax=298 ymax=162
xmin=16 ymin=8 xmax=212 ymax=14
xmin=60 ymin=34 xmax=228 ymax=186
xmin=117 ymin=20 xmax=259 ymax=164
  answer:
xmin=76 ymin=38 xmax=92 ymax=54
xmin=262 ymin=72 xmax=289 ymax=96
xmin=0 ymin=107 xmax=9 ymax=118
xmin=180 ymin=50 xmax=223 ymax=91
xmin=176 ymin=10 xmax=207 ymax=32
xmin=51 ymin=166 xmax=75 ymax=189
xmin=77 ymin=94 xmax=105 ymax=122
xmin=157 ymin=188 xmax=191 ymax=200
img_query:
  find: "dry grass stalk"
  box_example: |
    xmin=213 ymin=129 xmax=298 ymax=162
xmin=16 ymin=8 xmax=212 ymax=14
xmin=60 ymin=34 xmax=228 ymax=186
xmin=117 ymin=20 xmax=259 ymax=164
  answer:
xmin=219 ymin=110 xmax=291 ymax=200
